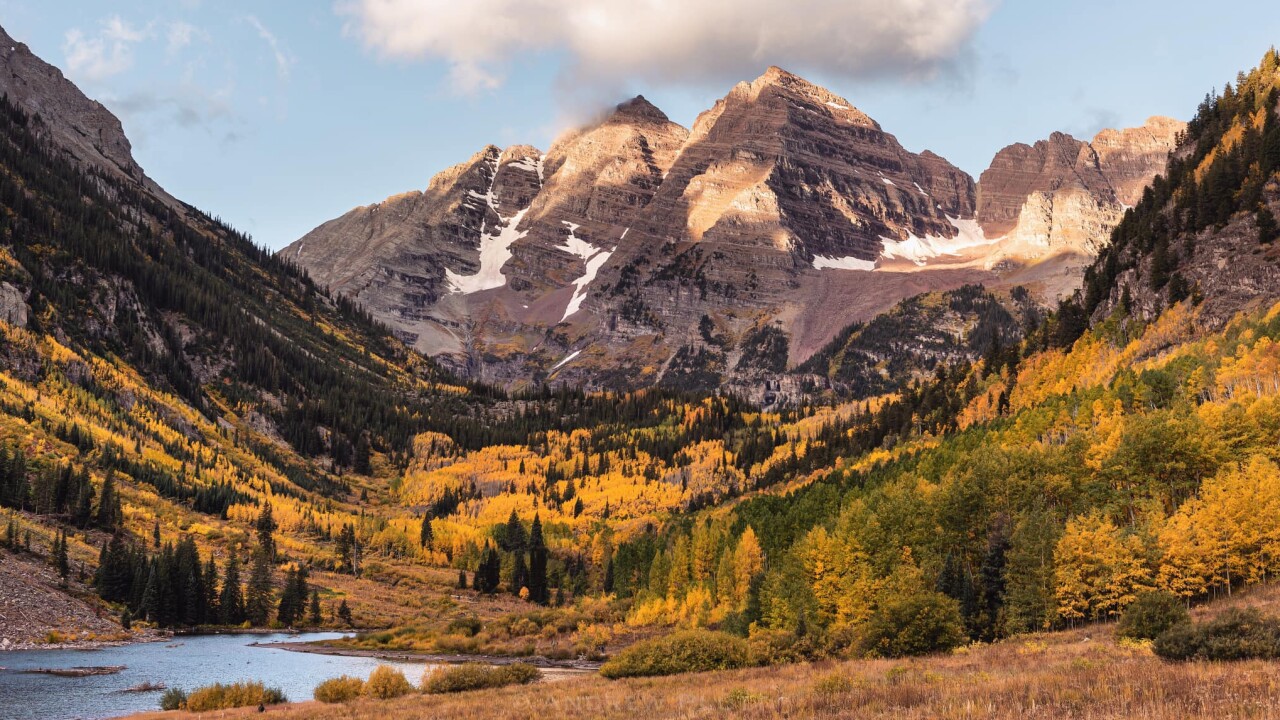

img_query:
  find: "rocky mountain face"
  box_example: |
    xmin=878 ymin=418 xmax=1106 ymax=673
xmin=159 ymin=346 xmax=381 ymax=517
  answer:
xmin=1080 ymin=54 xmax=1280 ymax=334
xmin=0 ymin=26 xmax=176 ymax=210
xmin=286 ymin=67 xmax=1182 ymax=400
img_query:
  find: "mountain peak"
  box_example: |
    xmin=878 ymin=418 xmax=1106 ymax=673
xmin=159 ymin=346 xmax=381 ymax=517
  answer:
xmin=610 ymin=95 xmax=671 ymax=124
xmin=741 ymin=65 xmax=878 ymax=128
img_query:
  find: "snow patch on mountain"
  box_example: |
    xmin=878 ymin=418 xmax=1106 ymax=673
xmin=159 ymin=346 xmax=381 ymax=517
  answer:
xmin=445 ymin=155 xmax=530 ymax=294
xmin=879 ymin=216 xmax=999 ymax=266
xmin=551 ymin=349 xmax=582 ymax=371
xmin=557 ymin=222 xmax=613 ymax=322
xmin=812 ymin=254 xmax=877 ymax=271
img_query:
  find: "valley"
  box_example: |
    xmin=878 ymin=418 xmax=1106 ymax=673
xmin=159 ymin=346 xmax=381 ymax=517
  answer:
xmin=0 ymin=7 xmax=1278 ymax=720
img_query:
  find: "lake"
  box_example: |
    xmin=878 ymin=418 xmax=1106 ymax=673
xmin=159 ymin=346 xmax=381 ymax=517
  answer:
xmin=0 ymin=632 xmax=435 ymax=719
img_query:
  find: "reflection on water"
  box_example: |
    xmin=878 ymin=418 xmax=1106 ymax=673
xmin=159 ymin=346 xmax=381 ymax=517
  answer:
xmin=0 ymin=632 xmax=435 ymax=720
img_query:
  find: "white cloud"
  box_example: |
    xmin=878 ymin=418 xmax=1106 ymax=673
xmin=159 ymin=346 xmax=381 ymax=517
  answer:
xmin=63 ymin=16 xmax=150 ymax=82
xmin=246 ymin=15 xmax=294 ymax=81
xmin=167 ymin=21 xmax=196 ymax=54
xmin=337 ymin=0 xmax=994 ymax=94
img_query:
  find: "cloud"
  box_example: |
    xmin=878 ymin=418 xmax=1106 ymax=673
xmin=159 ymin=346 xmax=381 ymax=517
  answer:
xmin=167 ymin=21 xmax=196 ymax=54
xmin=246 ymin=15 xmax=294 ymax=81
xmin=62 ymin=16 xmax=150 ymax=82
xmin=338 ymin=0 xmax=995 ymax=94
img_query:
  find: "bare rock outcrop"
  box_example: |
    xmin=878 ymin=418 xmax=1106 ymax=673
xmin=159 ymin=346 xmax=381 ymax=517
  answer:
xmin=0 ymin=26 xmax=176 ymax=209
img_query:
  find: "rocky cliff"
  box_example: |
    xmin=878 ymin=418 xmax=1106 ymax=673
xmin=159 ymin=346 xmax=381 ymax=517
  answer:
xmin=285 ymin=69 xmax=1183 ymax=399
xmin=0 ymin=26 xmax=176 ymax=209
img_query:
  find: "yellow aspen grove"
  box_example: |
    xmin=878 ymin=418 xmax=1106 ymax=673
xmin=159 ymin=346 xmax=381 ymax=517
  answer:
xmin=1054 ymin=512 xmax=1154 ymax=622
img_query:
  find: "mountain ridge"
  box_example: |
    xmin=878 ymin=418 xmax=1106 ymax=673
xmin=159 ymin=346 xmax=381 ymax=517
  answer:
xmin=284 ymin=70 xmax=1180 ymax=400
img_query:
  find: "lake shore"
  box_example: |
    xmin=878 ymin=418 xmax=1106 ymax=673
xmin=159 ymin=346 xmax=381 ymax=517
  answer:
xmin=262 ymin=640 xmax=601 ymax=673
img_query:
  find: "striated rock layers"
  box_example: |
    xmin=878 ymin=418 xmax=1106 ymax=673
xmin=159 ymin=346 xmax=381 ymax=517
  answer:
xmin=284 ymin=68 xmax=1182 ymax=396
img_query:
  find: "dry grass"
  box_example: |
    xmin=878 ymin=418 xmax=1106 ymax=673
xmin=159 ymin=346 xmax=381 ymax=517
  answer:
xmin=128 ymin=620 xmax=1280 ymax=720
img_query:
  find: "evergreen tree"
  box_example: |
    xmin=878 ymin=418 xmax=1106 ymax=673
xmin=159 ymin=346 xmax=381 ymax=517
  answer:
xmin=95 ymin=473 xmax=121 ymax=531
xmin=277 ymin=565 xmax=309 ymax=627
xmin=219 ymin=547 xmax=246 ymax=625
xmin=501 ymin=510 xmax=526 ymax=552
xmin=1259 ymin=205 xmax=1279 ymax=244
xmin=475 ymin=545 xmax=501 ymax=594
xmin=255 ymin=502 xmax=277 ymax=562
xmin=510 ymin=551 xmax=528 ymax=596
xmin=528 ymin=514 xmax=549 ymax=604
xmin=308 ymin=589 xmax=322 ymax=626
xmin=337 ymin=599 xmax=353 ymax=626
xmin=457 ymin=569 xmax=468 ymax=590
xmin=419 ymin=514 xmax=433 ymax=549
xmin=245 ymin=547 xmax=274 ymax=626
xmin=54 ymin=529 xmax=69 ymax=584
xmin=73 ymin=481 xmax=94 ymax=529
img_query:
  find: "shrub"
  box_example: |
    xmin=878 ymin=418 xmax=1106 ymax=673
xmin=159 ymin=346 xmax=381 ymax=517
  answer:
xmin=363 ymin=665 xmax=414 ymax=699
xmin=447 ymin=615 xmax=483 ymax=637
xmin=812 ymin=673 xmax=855 ymax=696
xmin=422 ymin=662 xmax=540 ymax=694
xmin=746 ymin=628 xmax=820 ymax=666
xmin=1154 ymin=608 xmax=1280 ymax=661
xmin=314 ymin=675 xmax=365 ymax=703
xmin=860 ymin=590 xmax=966 ymax=658
xmin=599 ymin=630 xmax=748 ymax=679
xmin=720 ymin=687 xmax=767 ymax=709
xmin=184 ymin=681 xmax=286 ymax=712
xmin=158 ymin=688 xmax=187 ymax=711
xmin=1118 ymin=591 xmax=1190 ymax=640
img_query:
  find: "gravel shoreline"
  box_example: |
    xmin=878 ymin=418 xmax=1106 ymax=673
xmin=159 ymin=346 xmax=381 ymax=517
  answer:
xmin=261 ymin=640 xmax=602 ymax=673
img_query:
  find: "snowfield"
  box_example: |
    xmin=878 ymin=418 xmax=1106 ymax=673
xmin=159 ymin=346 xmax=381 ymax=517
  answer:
xmin=557 ymin=222 xmax=613 ymax=322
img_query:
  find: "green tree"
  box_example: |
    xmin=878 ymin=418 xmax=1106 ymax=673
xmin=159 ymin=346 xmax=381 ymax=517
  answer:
xmin=219 ymin=547 xmax=246 ymax=625
xmin=255 ymin=503 xmax=277 ymax=562
xmin=245 ymin=547 xmax=274 ymax=626
xmin=95 ymin=473 xmax=121 ymax=531
xmin=528 ymin=514 xmax=548 ymax=604
xmin=1258 ymin=205 xmax=1279 ymax=244
xmin=419 ymin=514 xmax=433 ymax=549
xmin=308 ymin=589 xmax=322 ymax=626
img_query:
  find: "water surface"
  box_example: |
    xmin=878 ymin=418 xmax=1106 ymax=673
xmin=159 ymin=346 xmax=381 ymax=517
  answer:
xmin=0 ymin=632 xmax=433 ymax=719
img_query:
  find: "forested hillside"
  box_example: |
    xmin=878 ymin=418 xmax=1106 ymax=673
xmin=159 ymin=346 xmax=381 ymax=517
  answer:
xmin=319 ymin=49 xmax=1280 ymax=665
xmin=3 ymin=22 xmax=1280 ymax=701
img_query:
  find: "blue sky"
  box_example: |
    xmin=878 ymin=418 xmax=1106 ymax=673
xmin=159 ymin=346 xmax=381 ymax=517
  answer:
xmin=0 ymin=1 xmax=1277 ymax=250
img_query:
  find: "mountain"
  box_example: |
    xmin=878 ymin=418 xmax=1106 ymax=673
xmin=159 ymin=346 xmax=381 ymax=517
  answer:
xmin=1078 ymin=51 xmax=1280 ymax=330
xmin=0 ymin=23 xmax=539 ymax=637
xmin=286 ymin=69 xmax=1180 ymax=399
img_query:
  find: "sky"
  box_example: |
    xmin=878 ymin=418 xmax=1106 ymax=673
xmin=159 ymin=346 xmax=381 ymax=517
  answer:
xmin=0 ymin=1 xmax=1277 ymax=251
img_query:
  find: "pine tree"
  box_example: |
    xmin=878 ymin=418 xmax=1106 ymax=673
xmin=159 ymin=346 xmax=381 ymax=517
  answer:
xmin=337 ymin=599 xmax=353 ymax=626
xmin=277 ymin=565 xmax=309 ymax=627
xmin=1258 ymin=205 xmax=1279 ymax=244
xmin=528 ymin=514 xmax=548 ymax=604
xmin=255 ymin=502 xmax=277 ymax=562
xmin=457 ymin=569 xmax=468 ymax=590
xmin=419 ymin=514 xmax=433 ymax=549
xmin=54 ymin=530 xmax=69 ymax=584
xmin=95 ymin=473 xmax=121 ymax=531
xmin=502 ymin=510 xmax=526 ymax=552
xmin=219 ymin=547 xmax=246 ymax=625
xmin=245 ymin=547 xmax=274 ymax=626
xmin=308 ymin=589 xmax=322 ymax=626
xmin=73 ymin=481 xmax=94 ymax=529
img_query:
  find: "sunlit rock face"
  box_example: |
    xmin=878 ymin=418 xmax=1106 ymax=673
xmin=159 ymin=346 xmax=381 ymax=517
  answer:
xmin=283 ymin=68 xmax=1182 ymax=395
